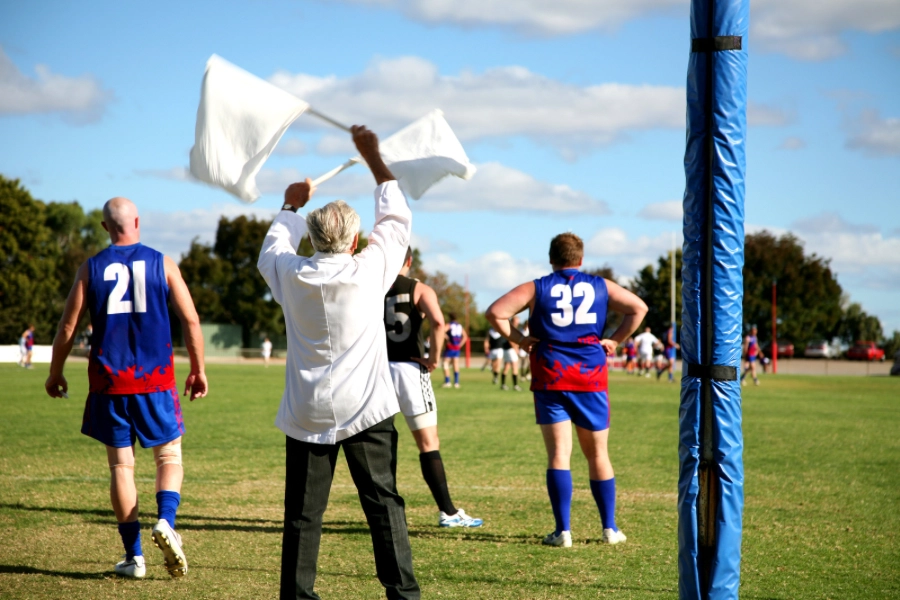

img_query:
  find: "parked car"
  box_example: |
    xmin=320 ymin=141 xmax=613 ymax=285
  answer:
xmin=762 ymin=340 xmax=794 ymax=358
xmin=846 ymin=341 xmax=885 ymax=361
xmin=804 ymin=340 xmax=834 ymax=359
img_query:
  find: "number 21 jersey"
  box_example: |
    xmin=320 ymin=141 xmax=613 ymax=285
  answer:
xmin=87 ymin=244 xmax=176 ymax=394
xmin=529 ymin=269 xmax=609 ymax=392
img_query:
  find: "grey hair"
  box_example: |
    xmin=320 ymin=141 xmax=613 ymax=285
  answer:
xmin=306 ymin=200 xmax=361 ymax=254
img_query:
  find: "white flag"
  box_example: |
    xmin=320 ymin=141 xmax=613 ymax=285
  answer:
xmin=378 ymin=109 xmax=476 ymax=200
xmin=312 ymin=110 xmax=476 ymax=200
xmin=189 ymin=55 xmax=309 ymax=203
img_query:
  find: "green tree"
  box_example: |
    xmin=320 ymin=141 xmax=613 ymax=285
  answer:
xmin=743 ymin=231 xmax=843 ymax=345
xmin=835 ymin=301 xmax=883 ymax=344
xmin=629 ymin=250 xmax=682 ymax=337
xmin=0 ymin=176 xmax=61 ymax=343
xmin=882 ymin=330 xmax=900 ymax=358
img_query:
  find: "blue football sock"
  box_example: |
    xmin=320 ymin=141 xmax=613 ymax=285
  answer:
xmin=156 ymin=490 xmax=181 ymax=529
xmin=590 ymin=478 xmax=617 ymax=531
xmin=444 ymin=376 xmax=450 ymax=384
xmin=454 ymin=372 xmax=459 ymax=384
xmin=546 ymin=469 xmax=573 ymax=534
xmin=118 ymin=520 xmax=142 ymax=560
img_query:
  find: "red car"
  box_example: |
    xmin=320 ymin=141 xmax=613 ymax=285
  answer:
xmin=762 ymin=340 xmax=794 ymax=358
xmin=846 ymin=341 xmax=885 ymax=361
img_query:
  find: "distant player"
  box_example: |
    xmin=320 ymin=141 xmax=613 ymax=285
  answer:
xmin=442 ymin=313 xmax=468 ymax=388
xmin=633 ymin=326 xmax=659 ymax=378
xmin=44 ymin=196 xmax=208 ymax=579
xmin=624 ymin=337 xmax=637 ymax=374
xmin=487 ymin=233 xmax=648 ymax=548
xmin=485 ymin=327 xmax=504 ymax=384
xmin=500 ymin=315 xmax=522 ymax=391
xmin=518 ymin=320 xmax=532 ymax=381
xmin=657 ymin=323 xmax=679 ymax=383
xmin=385 ymin=249 xmax=483 ymax=528
xmin=740 ymin=326 xmax=763 ymax=386
xmin=19 ymin=324 xmax=35 ymax=368
xmin=261 ymin=336 xmax=273 ymax=367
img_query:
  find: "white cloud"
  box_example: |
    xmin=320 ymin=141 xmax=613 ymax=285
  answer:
xmin=791 ymin=213 xmax=900 ymax=274
xmin=778 ymin=136 xmax=806 ymax=150
xmin=344 ymin=0 xmax=685 ymax=35
xmin=638 ymin=200 xmax=682 ymax=221
xmin=426 ymin=251 xmax=548 ymax=306
xmin=270 ymin=56 xmax=686 ymax=154
xmin=139 ymin=204 xmax=276 ymax=261
xmin=315 ymin=134 xmax=356 ymax=156
xmin=342 ymin=0 xmax=900 ymax=60
xmin=0 ymin=47 xmax=112 ymax=122
xmin=274 ymin=138 xmax=308 ymax=156
xmin=845 ymin=109 xmax=900 ymax=157
xmin=415 ymin=162 xmax=609 ymax=213
xmin=752 ymin=0 xmax=900 ymax=60
xmin=584 ymin=227 xmax=683 ymax=275
xmin=410 ymin=232 xmax=458 ymax=253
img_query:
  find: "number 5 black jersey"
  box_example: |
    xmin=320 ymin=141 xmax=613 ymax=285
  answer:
xmin=385 ymin=274 xmax=425 ymax=363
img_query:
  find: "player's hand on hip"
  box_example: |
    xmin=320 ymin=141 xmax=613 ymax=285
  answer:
xmin=518 ymin=336 xmax=540 ymax=353
xmin=412 ymin=356 xmax=438 ymax=373
xmin=184 ymin=371 xmax=208 ymax=401
xmin=45 ymin=374 xmax=68 ymax=398
xmin=601 ymin=339 xmax=619 ymax=355
xmin=284 ymin=178 xmax=315 ymax=209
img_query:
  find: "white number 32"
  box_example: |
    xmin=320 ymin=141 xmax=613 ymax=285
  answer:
xmin=550 ymin=282 xmax=597 ymax=327
xmin=105 ymin=261 xmax=147 ymax=314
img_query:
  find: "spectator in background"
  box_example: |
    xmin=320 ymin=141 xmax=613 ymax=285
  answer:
xmin=261 ymin=336 xmax=273 ymax=367
xmin=21 ymin=325 xmax=36 ymax=369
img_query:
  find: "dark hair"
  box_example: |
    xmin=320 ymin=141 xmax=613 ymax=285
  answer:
xmin=448 ymin=313 xmax=457 ymax=322
xmin=549 ymin=233 xmax=584 ymax=268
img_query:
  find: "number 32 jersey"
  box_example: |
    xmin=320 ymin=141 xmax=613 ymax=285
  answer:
xmin=529 ymin=269 xmax=609 ymax=392
xmin=87 ymin=244 xmax=177 ymax=394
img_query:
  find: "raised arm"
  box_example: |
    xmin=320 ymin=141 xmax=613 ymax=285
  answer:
xmin=45 ymin=262 xmax=89 ymax=398
xmin=165 ymin=256 xmax=208 ymax=400
xmin=602 ymin=278 xmax=649 ymax=355
xmin=486 ymin=281 xmax=539 ymax=352
xmin=257 ymin=180 xmax=314 ymax=305
xmin=352 ymin=126 xmax=412 ymax=292
xmin=413 ymin=282 xmax=445 ymax=372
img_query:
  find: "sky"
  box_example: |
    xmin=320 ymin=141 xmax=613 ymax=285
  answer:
xmin=2 ymin=0 xmax=899 ymax=335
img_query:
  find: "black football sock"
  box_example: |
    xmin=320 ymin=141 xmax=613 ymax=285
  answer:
xmin=513 ymin=375 xmax=518 ymax=386
xmin=501 ymin=374 xmax=506 ymax=386
xmin=420 ymin=451 xmax=456 ymax=515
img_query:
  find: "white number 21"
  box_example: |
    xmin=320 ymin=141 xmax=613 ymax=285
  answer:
xmin=105 ymin=261 xmax=147 ymax=314
xmin=550 ymin=282 xmax=597 ymax=327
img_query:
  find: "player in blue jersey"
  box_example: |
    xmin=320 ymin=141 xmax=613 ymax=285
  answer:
xmin=657 ymin=323 xmax=679 ymax=383
xmin=740 ymin=325 xmax=763 ymax=386
xmin=487 ymin=233 xmax=647 ymax=547
xmin=45 ymin=197 xmax=207 ymax=579
xmin=442 ymin=314 xmax=468 ymax=388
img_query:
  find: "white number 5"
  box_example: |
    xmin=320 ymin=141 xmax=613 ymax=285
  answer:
xmin=550 ymin=282 xmax=597 ymax=327
xmin=104 ymin=261 xmax=147 ymax=314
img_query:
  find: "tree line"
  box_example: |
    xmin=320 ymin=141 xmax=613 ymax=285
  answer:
xmin=2 ymin=174 xmax=897 ymax=357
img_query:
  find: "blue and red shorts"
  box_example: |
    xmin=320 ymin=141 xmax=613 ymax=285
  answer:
xmin=444 ymin=348 xmax=461 ymax=359
xmin=82 ymin=388 xmax=184 ymax=448
xmin=666 ymin=347 xmax=676 ymax=360
xmin=533 ymin=390 xmax=610 ymax=432
xmin=747 ymin=354 xmax=757 ymax=363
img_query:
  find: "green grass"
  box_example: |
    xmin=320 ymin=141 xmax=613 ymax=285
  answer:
xmin=0 ymin=363 xmax=897 ymax=599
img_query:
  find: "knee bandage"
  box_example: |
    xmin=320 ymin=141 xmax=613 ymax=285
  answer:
xmin=153 ymin=440 xmax=183 ymax=468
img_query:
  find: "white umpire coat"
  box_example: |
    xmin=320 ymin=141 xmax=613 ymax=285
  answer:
xmin=257 ymin=181 xmax=411 ymax=444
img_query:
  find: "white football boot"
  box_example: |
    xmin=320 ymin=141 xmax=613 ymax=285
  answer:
xmin=601 ymin=528 xmax=627 ymax=544
xmin=114 ymin=554 xmax=146 ymax=578
xmin=151 ymin=519 xmax=188 ymax=578
xmin=542 ymin=530 xmax=573 ymax=547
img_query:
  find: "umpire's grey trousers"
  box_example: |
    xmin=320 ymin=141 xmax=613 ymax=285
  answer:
xmin=280 ymin=416 xmax=420 ymax=600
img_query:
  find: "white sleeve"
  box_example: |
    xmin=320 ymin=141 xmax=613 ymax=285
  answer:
xmin=356 ymin=180 xmax=412 ymax=293
xmin=257 ymin=210 xmax=309 ymax=306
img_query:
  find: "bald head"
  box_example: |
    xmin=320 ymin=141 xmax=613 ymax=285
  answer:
xmin=102 ymin=197 xmax=140 ymax=245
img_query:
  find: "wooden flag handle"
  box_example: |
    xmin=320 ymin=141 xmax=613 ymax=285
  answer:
xmin=307 ymin=108 xmax=352 ymax=132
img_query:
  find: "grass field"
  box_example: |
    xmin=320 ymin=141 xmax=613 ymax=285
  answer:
xmin=0 ymin=363 xmax=897 ymax=599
